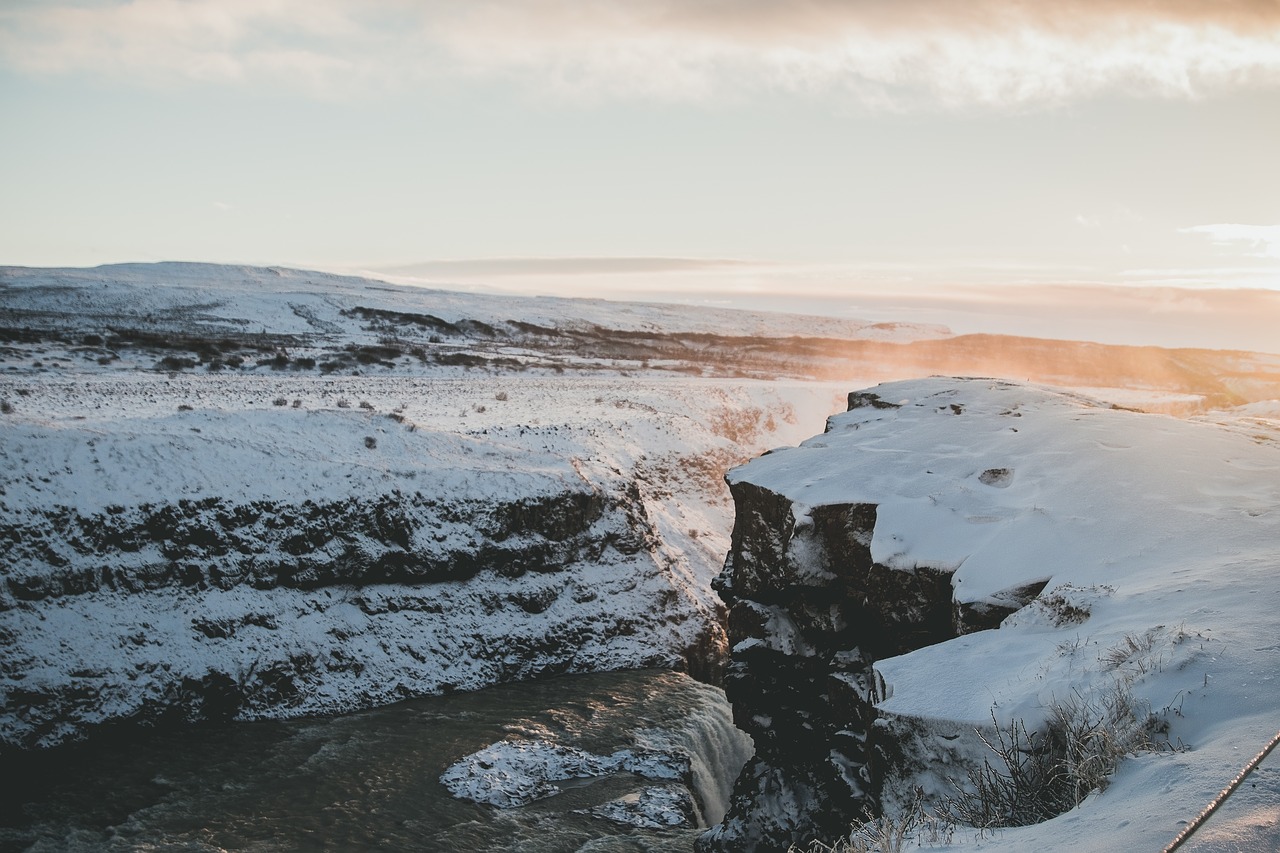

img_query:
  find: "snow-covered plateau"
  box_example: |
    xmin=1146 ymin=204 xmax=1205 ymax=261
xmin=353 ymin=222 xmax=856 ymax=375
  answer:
xmin=3 ymin=263 xmax=1279 ymax=851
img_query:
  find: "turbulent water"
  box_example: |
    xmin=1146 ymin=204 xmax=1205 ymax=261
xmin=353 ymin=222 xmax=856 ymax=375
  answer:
xmin=0 ymin=670 xmax=752 ymax=853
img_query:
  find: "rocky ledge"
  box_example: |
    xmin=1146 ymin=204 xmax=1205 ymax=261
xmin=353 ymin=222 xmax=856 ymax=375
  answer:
xmin=700 ymin=377 xmax=1280 ymax=851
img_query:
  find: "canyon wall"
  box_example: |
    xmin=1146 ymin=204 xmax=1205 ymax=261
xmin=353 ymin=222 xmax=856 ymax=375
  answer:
xmin=699 ymin=384 xmax=1057 ymax=851
xmin=0 ymin=403 xmax=734 ymax=753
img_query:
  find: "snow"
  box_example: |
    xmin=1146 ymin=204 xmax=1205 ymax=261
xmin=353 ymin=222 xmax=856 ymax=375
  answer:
xmin=585 ymin=785 xmax=698 ymax=829
xmin=439 ymin=739 xmax=690 ymax=809
xmin=0 ymin=261 xmax=950 ymax=344
xmin=4 ymin=263 xmax=1280 ymax=849
xmin=0 ymin=261 xmax=858 ymax=750
xmin=731 ymin=376 xmax=1280 ymax=850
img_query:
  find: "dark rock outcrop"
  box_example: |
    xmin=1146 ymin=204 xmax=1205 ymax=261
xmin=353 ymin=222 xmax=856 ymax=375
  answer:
xmin=698 ymin=388 xmax=1045 ymax=852
xmin=1 ymin=488 xmax=637 ymax=606
xmin=699 ymin=490 xmax=955 ymax=851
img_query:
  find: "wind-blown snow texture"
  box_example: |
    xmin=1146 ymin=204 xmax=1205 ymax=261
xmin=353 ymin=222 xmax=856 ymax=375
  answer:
xmin=709 ymin=376 xmax=1280 ymax=851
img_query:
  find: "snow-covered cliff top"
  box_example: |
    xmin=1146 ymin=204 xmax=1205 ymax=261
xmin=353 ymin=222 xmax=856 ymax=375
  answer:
xmin=730 ymin=376 xmax=1280 ymax=850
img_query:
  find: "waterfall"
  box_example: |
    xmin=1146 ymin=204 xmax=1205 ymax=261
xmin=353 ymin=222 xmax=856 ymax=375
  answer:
xmin=634 ymin=684 xmax=755 ymax=825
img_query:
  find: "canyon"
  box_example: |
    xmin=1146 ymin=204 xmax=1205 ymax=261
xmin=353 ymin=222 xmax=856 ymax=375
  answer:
xmin=3 ymin=264 xmax=1280 ymax=851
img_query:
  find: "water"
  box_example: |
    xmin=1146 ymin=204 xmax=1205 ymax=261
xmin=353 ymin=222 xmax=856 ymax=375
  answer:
xmin=0 ymin=670 xmax=752 ymax=853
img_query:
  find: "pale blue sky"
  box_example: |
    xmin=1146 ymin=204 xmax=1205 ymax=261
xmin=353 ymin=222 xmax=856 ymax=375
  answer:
xmin=2 ymin=1 xmax=1279 ymax=328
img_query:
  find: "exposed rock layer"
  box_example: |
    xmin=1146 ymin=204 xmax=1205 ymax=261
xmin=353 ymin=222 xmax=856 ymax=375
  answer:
xmin=3 ymin=488 xmax=639 ymax=604
xmin=0 ymin=466 xmax=717 ymax=752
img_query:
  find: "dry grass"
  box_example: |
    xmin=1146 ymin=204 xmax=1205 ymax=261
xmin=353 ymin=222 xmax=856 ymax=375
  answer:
xmin=938 ymin=679 xmax=1170 ymax=830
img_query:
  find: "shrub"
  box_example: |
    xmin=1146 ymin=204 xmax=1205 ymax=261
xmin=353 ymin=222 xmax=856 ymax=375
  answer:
xmin=495 ymin=391 xmax=509 ymax=401
xmin=273 ymin=397 xmax=287 ymax=407
xmin=938 ymin=713 xmax=1070 ymax=829
xmin=364 ymin=436 xmax=377 ymax=449
xmin=158 ymin=355 xmax=196 ymax=371
xmin=359 ymin=401 xmax=374 ymax=410
xmin=336 ymin=399 xmax=351 ymax=409
xmin=939 ymin=685 xmax=1165 ymax=830
xmin=0 ymin=400 xmax=12 ymax=414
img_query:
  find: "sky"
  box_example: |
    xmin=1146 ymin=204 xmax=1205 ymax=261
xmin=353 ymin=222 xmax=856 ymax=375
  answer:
xmin=2 ymin=0 xmax=1279 ymax=350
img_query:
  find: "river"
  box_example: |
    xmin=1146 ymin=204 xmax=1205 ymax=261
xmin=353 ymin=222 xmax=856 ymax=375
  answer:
xmin=1 ymin=670 xmax=752 ymax=853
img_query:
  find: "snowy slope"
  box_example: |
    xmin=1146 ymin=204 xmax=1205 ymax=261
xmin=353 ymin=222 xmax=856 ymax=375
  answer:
xmin=0 ymin=262 xmax=951 ymax=343
xmin=727 ymin=377 xmax=1280 ymax=850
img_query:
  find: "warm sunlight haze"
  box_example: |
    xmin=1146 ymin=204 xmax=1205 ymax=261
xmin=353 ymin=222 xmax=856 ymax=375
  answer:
xmin=2 ymin=0 xmax=1279 ymax=350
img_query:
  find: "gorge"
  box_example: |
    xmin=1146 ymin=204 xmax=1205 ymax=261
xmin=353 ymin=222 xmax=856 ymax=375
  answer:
xmin=4 ymin=265 xmax=1280 ymax=851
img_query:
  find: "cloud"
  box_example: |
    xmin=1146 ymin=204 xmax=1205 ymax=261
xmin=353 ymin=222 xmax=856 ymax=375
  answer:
xmin=3 ymin=1 xmax=1280 ymax=107
xmin=1182 ymin=224 xmax=1280 ymax=259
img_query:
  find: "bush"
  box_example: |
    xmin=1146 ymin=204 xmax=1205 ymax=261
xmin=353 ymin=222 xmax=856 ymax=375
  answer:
xmin=0 ymin=400 xmax=12 ymax=414
xmin=159 ymin=355 xmax=196 ymax=371
xmin=939 ymin=684 xmax=1165 ymax=830
xmin=495 ymin=391 xmax=509 ymax=401
xmin=364 ymin=436 xmax=377 ymax=449
xmin=273 ymin=397 xmax=288 ymax=407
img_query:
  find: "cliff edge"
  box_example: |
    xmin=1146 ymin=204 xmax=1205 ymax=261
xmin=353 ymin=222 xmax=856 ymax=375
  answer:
xmin=702 ymin=377 xmax=1280 ymax=852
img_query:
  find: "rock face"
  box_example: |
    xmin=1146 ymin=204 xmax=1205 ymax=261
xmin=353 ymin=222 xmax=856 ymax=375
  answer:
xmin=0 ymin=389 xmax=750 ymax=752
xmin=698 ymin=385 xmax=1049 ymax=852
xmin=3 ymin=489 xmax=636 ymax=602
xmin=0 ymin=473 xmax=713 ymax=752
xmin=698 ymin=488 xmax=958 ymax=850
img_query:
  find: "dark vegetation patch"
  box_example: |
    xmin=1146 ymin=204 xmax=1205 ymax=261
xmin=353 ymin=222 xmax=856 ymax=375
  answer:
xmin=5 ymin=298 xmax=1280 ymax=408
